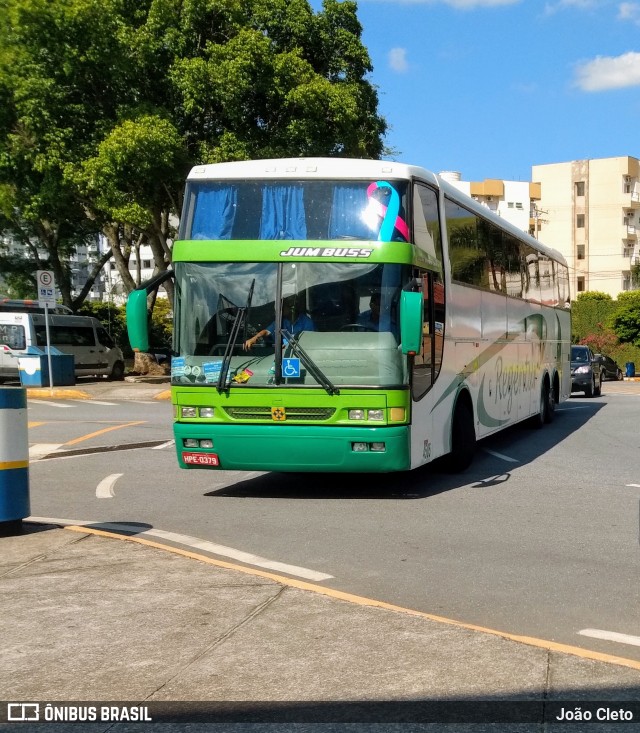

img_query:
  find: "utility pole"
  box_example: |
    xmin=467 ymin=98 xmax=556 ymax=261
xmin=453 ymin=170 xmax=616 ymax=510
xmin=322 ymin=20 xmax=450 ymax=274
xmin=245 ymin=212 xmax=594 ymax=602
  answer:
xmin=531 ymin=203 xmax=548 ymax=240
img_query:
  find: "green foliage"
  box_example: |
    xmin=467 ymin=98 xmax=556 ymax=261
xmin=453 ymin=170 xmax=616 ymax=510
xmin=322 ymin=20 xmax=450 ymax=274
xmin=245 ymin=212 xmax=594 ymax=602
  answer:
xmin=572 ymin=289 xmax=640 ymax=367
xmin=75 ymin=116 xmax=187 ymax=229
xmin=608 ymin=292 xmax=640 ymax=347
xmin=575 ymin=291 xmax=612 ymax=301
xmin=149 ymin=296 xmax=173 ymax=348
xmin=570 ymin=294 xmax=617 ymax=343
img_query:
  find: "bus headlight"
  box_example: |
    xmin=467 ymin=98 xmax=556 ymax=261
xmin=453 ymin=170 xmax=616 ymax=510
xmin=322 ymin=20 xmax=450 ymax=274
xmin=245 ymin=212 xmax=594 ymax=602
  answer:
xmin=352 ymin=442 xmax=368 ymax=452
xmin=199 ymin=407 xmax=215 ymax=418
xmin=349 ymin=410 xmax=365 ymax=420
xmin=367 ymin=409 xmax=384 ymax=421
xmin=181 ymin=407 xmax=197 ymax=418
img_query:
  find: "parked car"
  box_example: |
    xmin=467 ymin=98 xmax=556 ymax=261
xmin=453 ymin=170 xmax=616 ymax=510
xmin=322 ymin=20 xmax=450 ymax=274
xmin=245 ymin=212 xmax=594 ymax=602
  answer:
xmin=594 ymin=353 xmax=623 ymax=381
xmin=570 ymin=345 xmax=602 ymax=397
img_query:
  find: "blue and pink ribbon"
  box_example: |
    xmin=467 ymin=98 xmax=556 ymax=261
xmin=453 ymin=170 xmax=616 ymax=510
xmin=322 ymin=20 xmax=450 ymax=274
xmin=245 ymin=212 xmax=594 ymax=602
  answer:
xmin=366 ymin=181 xmax=409 ymax=241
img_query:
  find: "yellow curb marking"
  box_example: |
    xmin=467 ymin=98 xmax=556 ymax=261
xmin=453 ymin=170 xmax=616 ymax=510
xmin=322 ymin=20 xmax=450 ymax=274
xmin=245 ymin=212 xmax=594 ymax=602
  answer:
xmin=154 ymin=390 xmax=172 ymax=401
xmin=64 ymin=525 xmax=640 ymax=673
xmin=64 ymin=420 xmax=146 ymax=446
xmin=0 ymin=460 xmax=29 ymax=470
xmin=28 ymin=421 xmax=47 ymax=428
xmin=27 ymin=389 xmax=91 ymax=400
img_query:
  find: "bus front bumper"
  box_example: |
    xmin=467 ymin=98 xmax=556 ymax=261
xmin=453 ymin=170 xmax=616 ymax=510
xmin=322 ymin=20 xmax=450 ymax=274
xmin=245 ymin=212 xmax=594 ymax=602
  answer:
xmin=174 ymin=424 xmax=410 ymax=473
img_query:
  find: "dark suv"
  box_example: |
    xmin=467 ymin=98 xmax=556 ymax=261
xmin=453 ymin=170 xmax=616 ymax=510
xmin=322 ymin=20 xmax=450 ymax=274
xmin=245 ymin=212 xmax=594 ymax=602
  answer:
xmin=594 ymin=353 xmax=623 ymax=381
xmin=571 ymin=345 xmax=602 ymax=397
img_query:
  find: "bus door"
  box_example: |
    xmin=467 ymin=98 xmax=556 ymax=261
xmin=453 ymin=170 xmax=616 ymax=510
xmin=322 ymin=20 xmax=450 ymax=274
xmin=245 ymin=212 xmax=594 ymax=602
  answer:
xmin=410 ymin=271 xmax=445 ymax=464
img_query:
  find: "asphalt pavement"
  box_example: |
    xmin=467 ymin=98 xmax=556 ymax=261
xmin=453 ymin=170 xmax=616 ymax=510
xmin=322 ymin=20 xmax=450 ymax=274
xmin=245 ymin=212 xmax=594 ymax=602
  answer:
xmin=1 ymin=377 xmax=640 ymax=731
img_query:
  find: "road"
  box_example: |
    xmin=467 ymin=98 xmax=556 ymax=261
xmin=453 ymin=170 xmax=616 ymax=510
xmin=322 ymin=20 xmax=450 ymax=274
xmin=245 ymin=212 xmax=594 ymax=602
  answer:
xmin=24 ymin=380 xmax=640 ymax=664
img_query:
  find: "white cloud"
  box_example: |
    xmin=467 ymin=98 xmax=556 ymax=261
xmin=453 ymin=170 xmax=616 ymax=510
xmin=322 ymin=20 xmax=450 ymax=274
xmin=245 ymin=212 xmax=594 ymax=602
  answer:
xmin=388 ymin=48 xmax=409 ymax=72
xmin=544 ymin=0 xmax=600 ymax=13
xmin=618 ymin=2 xmax=640 ymax=23
xmin=574 ymin=51 xmax=640 ymax=91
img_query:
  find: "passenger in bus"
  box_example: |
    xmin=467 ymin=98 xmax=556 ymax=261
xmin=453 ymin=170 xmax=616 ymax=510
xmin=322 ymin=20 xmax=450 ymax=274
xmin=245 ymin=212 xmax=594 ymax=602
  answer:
xmin=243 ymin=294 xmax=315 ymax=350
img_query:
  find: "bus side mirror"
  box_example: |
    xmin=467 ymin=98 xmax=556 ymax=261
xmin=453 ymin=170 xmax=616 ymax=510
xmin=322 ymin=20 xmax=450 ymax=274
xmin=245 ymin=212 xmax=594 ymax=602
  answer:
xmin=126 ymin=289 xmax=150 ymax=352
xmin=400 ymin=291 xmax=423 ymax=355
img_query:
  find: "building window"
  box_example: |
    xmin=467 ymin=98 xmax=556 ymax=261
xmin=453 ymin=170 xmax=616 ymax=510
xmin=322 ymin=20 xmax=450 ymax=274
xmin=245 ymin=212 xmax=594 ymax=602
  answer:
xmin=622 ymin=271 xmax=631 ymax=291
xmin=575 ymin=181 xmax=585 ymax=197
xmin=515 ymin=202 xmax=523 ymax=209
xmin=577 ymin=244 xmax=585 ymax=260
xmin=576 ymin=214 xmax=585 ymax=228
xmin=142 ymin=259 xmax=151 ymax=268
xmin=577 ymin=276 xmax=585 ymax=292
xmin=507 ymin=202 xmax=514 ymax=208
xmin=623 ymin=242 xmax=634 ymax=257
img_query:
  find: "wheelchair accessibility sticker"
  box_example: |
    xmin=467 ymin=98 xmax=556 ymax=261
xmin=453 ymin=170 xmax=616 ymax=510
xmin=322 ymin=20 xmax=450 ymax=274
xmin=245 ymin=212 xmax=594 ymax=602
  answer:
xmin=282 ymin=358 xmax=301 ymax=378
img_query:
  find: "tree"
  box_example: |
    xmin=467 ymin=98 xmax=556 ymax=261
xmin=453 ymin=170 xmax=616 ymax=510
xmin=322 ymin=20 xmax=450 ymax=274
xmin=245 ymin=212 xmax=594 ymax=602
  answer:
xmin=609 ymin=291 xmax=640 ymax=347
xmin=0 ymin=0 xmax=387 ymax=316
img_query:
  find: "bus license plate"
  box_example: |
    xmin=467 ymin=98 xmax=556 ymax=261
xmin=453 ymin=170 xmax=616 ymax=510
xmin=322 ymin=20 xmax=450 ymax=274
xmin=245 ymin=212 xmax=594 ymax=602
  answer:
xmin=182 ymin=452 xmax=220 ymax=466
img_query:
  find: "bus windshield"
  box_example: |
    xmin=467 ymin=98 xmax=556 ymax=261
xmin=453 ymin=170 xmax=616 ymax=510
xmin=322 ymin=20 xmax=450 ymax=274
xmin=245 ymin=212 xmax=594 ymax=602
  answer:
xmin=173 ymin=261 xmax=409 ymax=389
xmin=179 ymin=179 xmax=409 ymax=242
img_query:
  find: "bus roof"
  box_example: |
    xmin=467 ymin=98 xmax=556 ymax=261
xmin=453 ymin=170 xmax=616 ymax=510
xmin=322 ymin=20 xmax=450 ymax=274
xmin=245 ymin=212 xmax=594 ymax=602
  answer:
xmin=186 ymin=157 xmax=567 ymax=267
xmin=187 ymin=157 xmax=437 ymax=185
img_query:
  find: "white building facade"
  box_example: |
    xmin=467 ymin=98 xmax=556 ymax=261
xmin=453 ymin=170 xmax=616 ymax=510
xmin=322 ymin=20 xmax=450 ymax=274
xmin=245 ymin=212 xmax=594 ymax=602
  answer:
xmin=531 ymin=156 xmax=640 ymax=298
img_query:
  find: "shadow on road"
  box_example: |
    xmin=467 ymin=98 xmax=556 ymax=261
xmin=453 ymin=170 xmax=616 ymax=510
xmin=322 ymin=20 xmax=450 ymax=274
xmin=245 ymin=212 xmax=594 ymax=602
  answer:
xmin=207 ymin=399 xmax=606 ymax=500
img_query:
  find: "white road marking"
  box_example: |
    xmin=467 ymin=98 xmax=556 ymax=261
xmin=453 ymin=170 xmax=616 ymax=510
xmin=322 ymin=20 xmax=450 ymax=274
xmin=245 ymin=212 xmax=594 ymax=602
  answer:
xmin=70 ymin=399 xmax=118 ymax=406
xmin=152 ymin=440 xmax=175 ymax=450
xmin=556 ymin=406 xmax=591 ymax=410
xmin=95 ymin=473 xmax=123 ymax=499
xmin=578 ymin=628 xmax=640 ymax=648
xmin=27 ymin=400 xmax=72 ymax=408
xmin=27 ymin=516 xmax=334 ymax=582
xmin=29 ymin=444 xmax=63 ymax=460
xmin=626 ymin=484 xmax=640 ymax=488
xmin=483 ymin=449 xmax=519 ymax=463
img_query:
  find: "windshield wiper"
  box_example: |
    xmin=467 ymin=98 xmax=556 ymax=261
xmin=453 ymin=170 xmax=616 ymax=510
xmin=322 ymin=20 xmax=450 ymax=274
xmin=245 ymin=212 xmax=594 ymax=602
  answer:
xmin=281 ymin=329 xmax=340 ymax=396
xmin=217 ymin=279 xmax=255 ymax=391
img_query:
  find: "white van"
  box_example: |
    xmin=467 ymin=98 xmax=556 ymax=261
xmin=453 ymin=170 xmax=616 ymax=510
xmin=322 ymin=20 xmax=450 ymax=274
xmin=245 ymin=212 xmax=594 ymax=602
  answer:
xmin=0 ymin=311 xmax=125 ymax=382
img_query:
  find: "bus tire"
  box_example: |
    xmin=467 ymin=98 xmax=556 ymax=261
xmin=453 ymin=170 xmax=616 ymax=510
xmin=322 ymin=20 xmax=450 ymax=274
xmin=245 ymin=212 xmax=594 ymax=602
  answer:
xmin=445 ymin=401 xmax=475 ymax=473
xmin=532 ymin=377 xmax=554 ymax=428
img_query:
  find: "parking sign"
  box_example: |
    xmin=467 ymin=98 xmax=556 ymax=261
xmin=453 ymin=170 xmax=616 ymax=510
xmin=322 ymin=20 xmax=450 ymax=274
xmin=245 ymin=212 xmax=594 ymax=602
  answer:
xmin=36 ymin=270 xmax=56 ymax=308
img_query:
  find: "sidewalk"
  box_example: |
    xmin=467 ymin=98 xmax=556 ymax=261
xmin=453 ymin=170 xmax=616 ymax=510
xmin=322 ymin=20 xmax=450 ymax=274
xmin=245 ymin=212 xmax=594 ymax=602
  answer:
xmin=1 ymin=521 xmax=640 ymax=730
xmin=24 ymin=375 xmax=171 ymax=402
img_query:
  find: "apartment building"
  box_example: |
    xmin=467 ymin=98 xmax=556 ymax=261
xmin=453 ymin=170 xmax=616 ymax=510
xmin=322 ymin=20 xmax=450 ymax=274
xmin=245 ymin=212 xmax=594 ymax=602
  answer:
xmin=441 ymin=171 xmax=541 ymax=234
xmin=531 ymin=156 xmax=640 ymax=298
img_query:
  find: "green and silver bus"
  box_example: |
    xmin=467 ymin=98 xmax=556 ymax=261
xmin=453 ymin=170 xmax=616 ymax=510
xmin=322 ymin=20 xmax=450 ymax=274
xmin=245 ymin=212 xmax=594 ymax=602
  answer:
xmin=127 ymin=158 xmax=571 ymax=473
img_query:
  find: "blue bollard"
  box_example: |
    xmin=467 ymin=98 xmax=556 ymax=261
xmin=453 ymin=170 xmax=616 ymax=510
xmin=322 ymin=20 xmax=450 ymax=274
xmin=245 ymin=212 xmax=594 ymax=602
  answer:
xmin=0 ymin=388 xmax=30 ymax=526
xmin=626 ymin=362 xmax=636 ymax=378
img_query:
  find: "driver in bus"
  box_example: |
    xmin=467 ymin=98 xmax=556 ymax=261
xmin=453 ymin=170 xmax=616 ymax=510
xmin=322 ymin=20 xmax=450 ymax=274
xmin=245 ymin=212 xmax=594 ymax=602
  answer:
xmin=357 ymin=292 xmax=398 ymax=337
xmin=243 ymin=294 xmax=315 ymax=351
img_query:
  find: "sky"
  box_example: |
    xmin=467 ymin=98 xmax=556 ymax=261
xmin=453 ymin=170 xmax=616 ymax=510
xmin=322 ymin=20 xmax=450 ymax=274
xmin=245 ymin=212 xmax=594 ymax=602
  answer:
xmin=315 ymin=0 xmax=640 ymax=182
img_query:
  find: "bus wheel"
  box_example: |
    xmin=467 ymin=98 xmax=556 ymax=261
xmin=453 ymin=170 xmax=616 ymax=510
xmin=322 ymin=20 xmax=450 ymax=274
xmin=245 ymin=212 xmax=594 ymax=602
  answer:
xmin=532 ymin=379 xmax=554 ymax=428
xmin=445 ymin=402 xmax=475 ymax=472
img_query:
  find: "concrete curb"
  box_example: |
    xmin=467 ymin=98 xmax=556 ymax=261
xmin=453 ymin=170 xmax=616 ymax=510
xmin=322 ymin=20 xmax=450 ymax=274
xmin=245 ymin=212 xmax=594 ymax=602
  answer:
xmin=26 ymin=388 xmax=91 ymax=400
